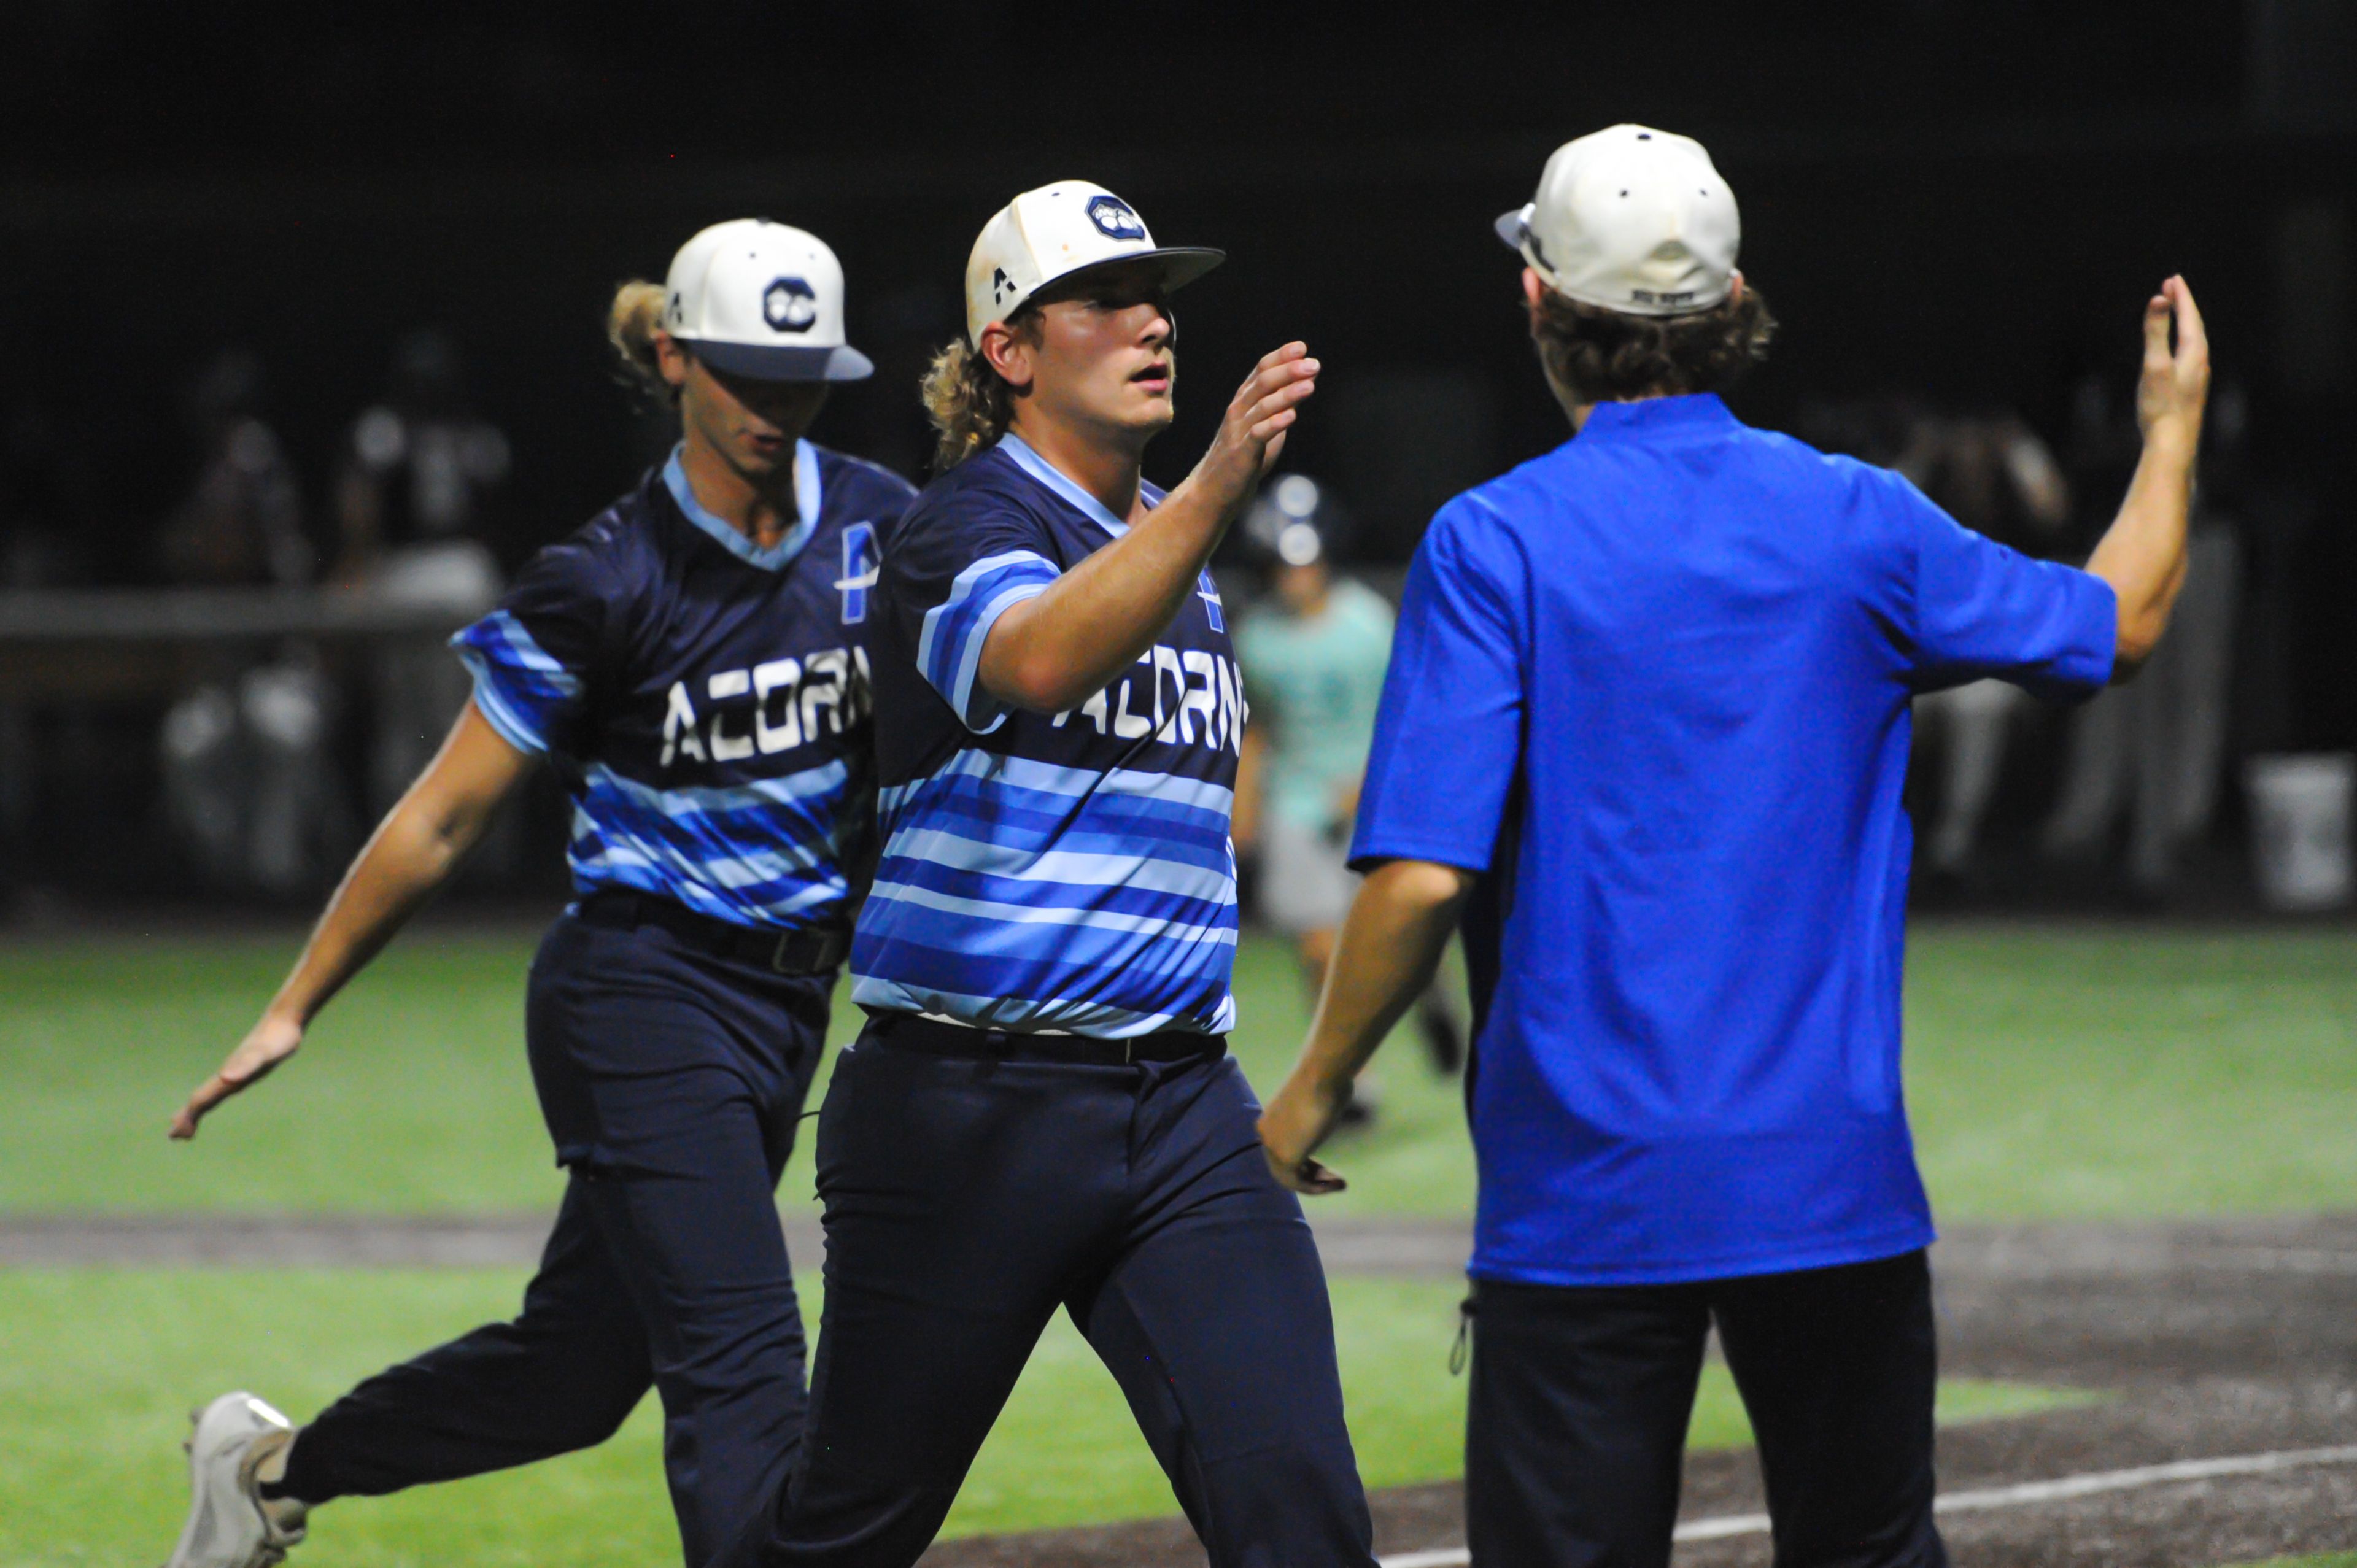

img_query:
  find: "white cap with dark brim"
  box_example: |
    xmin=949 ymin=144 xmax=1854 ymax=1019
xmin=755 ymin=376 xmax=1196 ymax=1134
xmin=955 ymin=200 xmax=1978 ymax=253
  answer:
xmin=965 ymin=181 xmax=1223 ymax=346
xmin=664 ymin=218 xmax=875 ymax=382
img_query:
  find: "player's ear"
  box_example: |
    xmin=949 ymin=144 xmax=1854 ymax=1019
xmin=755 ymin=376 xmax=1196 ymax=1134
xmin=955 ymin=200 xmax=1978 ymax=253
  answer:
xmin=978 ymin=320 xmax=1034 ymax=391
xmin=653 ymin=331 xmax=692 ymax=390
xmin=1520 ymin=268 xmax=1549 ymax=324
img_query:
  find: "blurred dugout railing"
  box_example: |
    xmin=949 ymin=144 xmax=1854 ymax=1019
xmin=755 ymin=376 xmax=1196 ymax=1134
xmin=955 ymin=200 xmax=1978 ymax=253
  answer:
xmin=0 ymin=588 xmax=470 ymax=700
xmin=0 ymin=587 xmax=558 ymax=907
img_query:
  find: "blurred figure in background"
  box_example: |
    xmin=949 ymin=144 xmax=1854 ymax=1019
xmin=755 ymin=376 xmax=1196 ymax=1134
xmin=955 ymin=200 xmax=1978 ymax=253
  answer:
xmin=2041 ymin=375 xmax=2246 ymax=897
xmin=155 ymin=347 xmax=346 ymax=897
xmin=158 ymin=349 xmax=312 ymax=590
xmin=1233 ymin=474 xmax=1464 ymax=1108
xmin=1900 ymin=408 xmax=2073 ymax=884
xmin=333 ymin=328 xmax=511 ymax=817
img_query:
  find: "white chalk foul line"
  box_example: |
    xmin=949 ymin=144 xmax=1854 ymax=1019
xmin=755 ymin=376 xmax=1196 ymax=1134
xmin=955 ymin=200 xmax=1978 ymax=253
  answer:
xmin=1375 ymin=1442 xmax=2357 ymax=1567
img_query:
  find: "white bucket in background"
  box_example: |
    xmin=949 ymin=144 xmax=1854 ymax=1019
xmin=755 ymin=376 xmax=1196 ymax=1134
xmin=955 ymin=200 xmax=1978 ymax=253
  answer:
xmin=2243 ymin=753 xmax=2355 ymax=912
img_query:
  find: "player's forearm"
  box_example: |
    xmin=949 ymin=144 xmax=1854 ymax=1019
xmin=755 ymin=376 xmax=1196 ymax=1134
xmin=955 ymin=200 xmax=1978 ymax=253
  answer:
xmin=261 ymin=797 xmax=482 ymax=1029
xmin=1282 ymin=859 xmax=1473 ymax=1103
xmin=262 ymin=708 xmax=524 ymax=1029
xmin=2086 ymin=423 xmax=2197 ymax=674
xmin=980 ymin=494 xmax=1227 ymax=714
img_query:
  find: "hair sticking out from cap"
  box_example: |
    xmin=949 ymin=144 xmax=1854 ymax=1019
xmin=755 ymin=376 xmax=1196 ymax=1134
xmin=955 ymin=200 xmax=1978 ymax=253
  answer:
xmin=607 ymin=280 xmax=674 ymax=406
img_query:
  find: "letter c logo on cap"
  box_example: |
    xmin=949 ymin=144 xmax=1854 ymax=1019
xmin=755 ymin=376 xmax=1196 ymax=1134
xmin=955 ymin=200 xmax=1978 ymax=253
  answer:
xmin=763 ymin=277 xmax=818 ymax=333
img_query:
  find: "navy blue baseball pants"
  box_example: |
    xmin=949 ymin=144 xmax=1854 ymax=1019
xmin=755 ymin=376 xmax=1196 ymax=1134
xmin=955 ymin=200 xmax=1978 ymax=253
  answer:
xmin=709 ymin=1014 xmax=1379 ymax=1568
xmin=1466 ymin=1249 xmax=1946 ymax=1568
xmin=274 ymin=910 xmax=831 ymax=1566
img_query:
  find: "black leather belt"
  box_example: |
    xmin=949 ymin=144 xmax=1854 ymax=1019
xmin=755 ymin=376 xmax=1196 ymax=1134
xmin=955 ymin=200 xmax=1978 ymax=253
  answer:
xmin=578 ymin=889 xmax=849 ymax=976
xmin=864 ymin=1008 xmax=1226 ymax=1067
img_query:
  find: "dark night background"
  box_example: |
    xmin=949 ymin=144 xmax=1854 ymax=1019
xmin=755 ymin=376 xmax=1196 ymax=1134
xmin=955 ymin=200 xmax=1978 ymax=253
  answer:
xmin=3 ymin=0 xmax=2352 ymax=897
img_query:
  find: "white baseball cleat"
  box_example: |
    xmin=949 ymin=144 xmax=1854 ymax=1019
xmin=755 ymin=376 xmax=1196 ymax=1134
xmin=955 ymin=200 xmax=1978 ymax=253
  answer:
xmin=163 ymin=1392 xmax=309 ymax=1568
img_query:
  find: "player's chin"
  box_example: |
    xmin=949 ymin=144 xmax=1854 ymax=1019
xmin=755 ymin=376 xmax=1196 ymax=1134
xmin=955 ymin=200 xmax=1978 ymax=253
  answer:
xmin=1119 ymin=387 xmax=1177 ymax=431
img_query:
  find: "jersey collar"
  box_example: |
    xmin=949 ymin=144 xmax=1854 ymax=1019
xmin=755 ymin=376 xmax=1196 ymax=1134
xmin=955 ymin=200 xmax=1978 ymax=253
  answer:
xmin=1576 ymin=392 xmax=1740 ymax=443
xmin=997 ymin=431 xmax=1155 ymax=538
xmin=662 ymin=441 xmax=824 ymax=571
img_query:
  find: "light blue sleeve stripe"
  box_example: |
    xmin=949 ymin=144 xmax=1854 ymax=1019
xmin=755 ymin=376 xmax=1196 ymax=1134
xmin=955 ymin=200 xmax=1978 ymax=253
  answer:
xmin=448 ymin=609 xmax=582 ymax=756
xmin=949 ymin=578 xmax=1055 ymax=732
xmin=456 ymin=647 xmax=549 ymax=754
xmin=916 ymin=550 xmax=1061 ymax=729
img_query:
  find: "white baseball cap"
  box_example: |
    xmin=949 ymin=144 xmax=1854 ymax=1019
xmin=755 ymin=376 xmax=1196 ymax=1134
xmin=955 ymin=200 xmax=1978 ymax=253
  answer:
xmin=964 ymin=181 xmax=1225 ymax=346
xmin=664 ymin=218 xmax=873 ymax=382
xmin=1495 ymin=125 xmax=1741 ymax=318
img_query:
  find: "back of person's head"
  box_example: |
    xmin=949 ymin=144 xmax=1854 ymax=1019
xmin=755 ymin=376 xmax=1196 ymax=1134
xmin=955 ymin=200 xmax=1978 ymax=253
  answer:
xmin=1499 ymin=125 xmax=1776 ymax=405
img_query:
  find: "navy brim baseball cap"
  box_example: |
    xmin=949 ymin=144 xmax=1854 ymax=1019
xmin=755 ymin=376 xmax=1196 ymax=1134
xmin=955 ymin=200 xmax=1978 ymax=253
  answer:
xmin=678 ymin=338 xmax=875 ymax=383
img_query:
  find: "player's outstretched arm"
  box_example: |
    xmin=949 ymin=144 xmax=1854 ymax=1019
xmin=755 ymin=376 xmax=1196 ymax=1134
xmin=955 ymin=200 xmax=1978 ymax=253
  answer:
xmin=168 ymin=701 xmax=534 ymax=1140
xmin=1260 ymin=857 xmax=1473 ymax=1194
xmin=2086 ymin=275 xmax=2210 ymax=678
xmin=977 ymin=343 xmax=1318 ymax=716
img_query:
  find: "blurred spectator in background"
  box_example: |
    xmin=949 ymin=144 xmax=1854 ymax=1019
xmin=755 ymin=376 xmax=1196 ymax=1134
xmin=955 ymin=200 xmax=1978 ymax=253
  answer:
xmin=2041 ymin=375 xmax=2247 ymax=898
xmin=1900 ymin=407 xmax=2074 ymax=884
xmin=155 ymin=347 xmax=346 ymax=896
xmin=1233 ymin=475 xmax=1464 ymax=1114
xmin=333 ymin=328 xmax=510 ymax=815
xmin=157 ymin=348 xmax=312 ymax=590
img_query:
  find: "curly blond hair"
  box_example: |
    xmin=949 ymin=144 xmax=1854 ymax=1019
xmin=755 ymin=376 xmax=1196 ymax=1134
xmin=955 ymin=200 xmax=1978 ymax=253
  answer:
xmin=918 ymin=312 xmax=1040 ymax=472
xmin=606 ymin=280 xmax=673 ymax=404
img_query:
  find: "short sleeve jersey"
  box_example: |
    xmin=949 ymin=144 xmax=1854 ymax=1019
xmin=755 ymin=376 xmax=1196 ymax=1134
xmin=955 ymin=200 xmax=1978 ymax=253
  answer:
xmin=1234 ymin=577 xmax=1396 ymax=834
xmin=1351 ymin=394 xmax=2116 ymax=1286
xmin=851 ymin=433 xmax=1247 ymax=1038
xmin=450 ymin=441 xmax=917 ymax=934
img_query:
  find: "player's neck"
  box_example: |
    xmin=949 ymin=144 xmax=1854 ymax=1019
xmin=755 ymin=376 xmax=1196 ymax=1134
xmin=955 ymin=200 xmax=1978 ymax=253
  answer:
xmin=679 ymin=434 xmax=799 ymax=549
xmin=1008 ymin=410 xmax=1147 ymax=527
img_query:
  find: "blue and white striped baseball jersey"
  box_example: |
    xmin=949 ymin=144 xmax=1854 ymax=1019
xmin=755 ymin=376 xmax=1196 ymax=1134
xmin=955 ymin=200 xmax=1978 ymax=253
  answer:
xmin=851 ymin=433 xmax=1248 ymax=1037
xmin=451 ymin=441 xmax=917 ymax=934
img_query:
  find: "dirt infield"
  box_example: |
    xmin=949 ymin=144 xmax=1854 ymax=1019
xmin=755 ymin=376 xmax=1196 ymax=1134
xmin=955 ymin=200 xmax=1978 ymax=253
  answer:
xmin=7 ymin=1211 xmax=2351 ymax=1566
xmin=922 ymin=1216 xmax=2357 ymax=1568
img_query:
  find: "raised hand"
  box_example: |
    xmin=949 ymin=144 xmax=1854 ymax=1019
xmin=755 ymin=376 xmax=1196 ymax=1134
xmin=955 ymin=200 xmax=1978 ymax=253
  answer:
xmin=2136 ymin=275 xmax=2209 ymax=451
xmin=1190 ymin=342 xmax=1320 ymax=521
xmin=170 ymin=1011 xmax=303 ymax=1140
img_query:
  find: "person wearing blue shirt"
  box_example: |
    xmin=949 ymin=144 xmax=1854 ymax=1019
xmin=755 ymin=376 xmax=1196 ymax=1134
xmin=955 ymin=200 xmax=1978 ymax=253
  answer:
xmin=714 ymin=182 xmax=1375 ymax=1568
xmin=1259 ymin=125 xmax=2211 ymax=1567
xmin=160 ymin=220 xmax=916 ymax=1568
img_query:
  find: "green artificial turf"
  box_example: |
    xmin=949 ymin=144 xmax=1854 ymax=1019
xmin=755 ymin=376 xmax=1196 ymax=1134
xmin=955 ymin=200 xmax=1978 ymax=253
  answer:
xmin=2229 ymin=1556 xmax=2357 ymax=1567
xmin=0 ymin=1267 xmax=2091 ymax=1566
xmin=3 ymin=921 xmax=2351 ymax=1221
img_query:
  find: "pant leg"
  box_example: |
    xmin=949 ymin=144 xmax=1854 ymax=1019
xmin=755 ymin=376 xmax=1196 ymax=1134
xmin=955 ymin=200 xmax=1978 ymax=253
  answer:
xmin=1710 ymin=1251 xmax=1945 ymax=1568
xmin=1068 ymin=1054 xmax=1376 ymax=1568
xmin=1463 ymin=1276 xmax=1711 ymax=1568
xmin=279 ymin=1175 xmax=654 ymax=1502
xmin=528 ymin=921 xmax=826 ymax=1566
xmin=711 ymin=1033 xmax=1129 ymax=1568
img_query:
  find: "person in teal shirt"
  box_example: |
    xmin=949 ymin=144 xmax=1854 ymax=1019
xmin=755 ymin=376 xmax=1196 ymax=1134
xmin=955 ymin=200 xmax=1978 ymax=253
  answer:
xmin=1234 ymin=474 xmax=1463 ymax=1093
